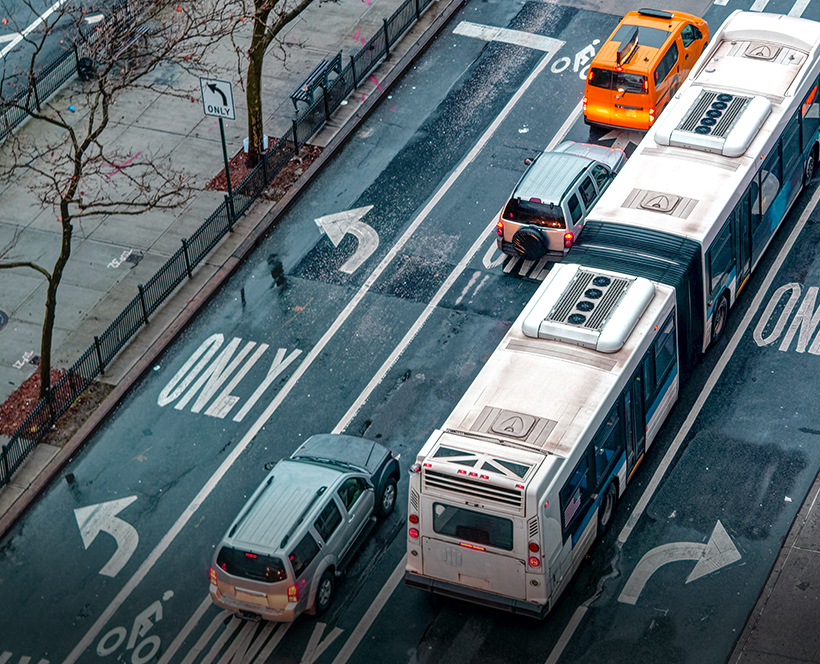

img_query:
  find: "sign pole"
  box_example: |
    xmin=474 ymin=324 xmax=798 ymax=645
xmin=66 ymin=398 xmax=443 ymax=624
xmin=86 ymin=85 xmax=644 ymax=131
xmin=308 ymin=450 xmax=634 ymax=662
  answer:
xmin=218 ymin=117 xmax=232 ymax=198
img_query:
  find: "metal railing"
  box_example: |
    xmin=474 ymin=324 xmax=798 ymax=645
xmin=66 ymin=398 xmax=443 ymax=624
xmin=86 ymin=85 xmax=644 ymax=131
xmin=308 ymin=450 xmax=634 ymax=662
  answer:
xmin=0 ymin=0 xmax=435 ymax=489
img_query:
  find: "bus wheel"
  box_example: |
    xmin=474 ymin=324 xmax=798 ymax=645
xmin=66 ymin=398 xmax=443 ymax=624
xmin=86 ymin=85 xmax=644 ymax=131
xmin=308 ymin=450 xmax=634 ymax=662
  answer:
xmin=712 ymin=294 xmax=729 ymax=342
xmin=598 ymin=484 xmax=617 ymax=533
xmin=805 ymin=152 xmax=816 ymax=185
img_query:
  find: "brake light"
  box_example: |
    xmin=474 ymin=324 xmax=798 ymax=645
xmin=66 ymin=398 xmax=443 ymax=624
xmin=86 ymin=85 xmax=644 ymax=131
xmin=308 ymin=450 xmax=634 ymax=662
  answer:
xmin=582 ymin=96 xmax=587 ymax=111
xmin=649 ymin=107 xmax=656 ymax=124
xmin=528 ymin=542 xmax=540 ymax=553
xmin=496 ymin=220 xmax=504 ymax=237
xmin=643 ymin=78 xmax=649 ymax=93
xmin=209 ymin=567 xmax=218 ymax=585
xmin=244 ymin=552 xmax=257 ymax=558
xmin=564 ymin=232 xmax=574 ymax=248
xmin=409 ymin=528 xmax=419 ymax=538
xmin=287 ymin=585 xmax=299 ymax=602
xmin=409 ymin=514 xmax=419 ymax=524
xmin=460 ymin=542 xmax=486 ymax=551
xmin=528 ymin=556 xmax=541 ymax=568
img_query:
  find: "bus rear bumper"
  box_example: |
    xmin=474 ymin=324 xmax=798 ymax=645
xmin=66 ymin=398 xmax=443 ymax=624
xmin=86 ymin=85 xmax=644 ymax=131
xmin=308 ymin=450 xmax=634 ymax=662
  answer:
xmin=404 ymin=571 xmax=550 ymax=619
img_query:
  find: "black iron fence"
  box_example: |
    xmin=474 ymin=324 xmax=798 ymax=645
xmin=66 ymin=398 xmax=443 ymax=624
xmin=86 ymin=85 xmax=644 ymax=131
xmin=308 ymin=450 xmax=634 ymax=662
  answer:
xmin=0 ymin=0 xmax=435 ymax=489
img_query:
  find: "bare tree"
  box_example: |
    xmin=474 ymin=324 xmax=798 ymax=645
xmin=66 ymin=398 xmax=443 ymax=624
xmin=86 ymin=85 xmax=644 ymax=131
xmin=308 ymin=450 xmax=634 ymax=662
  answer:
xmin=0 ymin=0 xmax=235 ymax=399
xmin=234 ymin=0 xmax=320 ymax=168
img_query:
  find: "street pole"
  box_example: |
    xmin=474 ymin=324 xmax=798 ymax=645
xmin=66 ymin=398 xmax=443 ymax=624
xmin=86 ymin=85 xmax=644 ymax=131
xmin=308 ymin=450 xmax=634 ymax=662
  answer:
xmin=219 ymin=117 xmax=232 ymax=198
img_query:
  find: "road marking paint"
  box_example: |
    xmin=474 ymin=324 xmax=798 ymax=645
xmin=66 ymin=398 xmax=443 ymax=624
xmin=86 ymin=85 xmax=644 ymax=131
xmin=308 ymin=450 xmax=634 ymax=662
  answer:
xmin=750 ymin=0 xmax=770 ymax=11
xmin=543 ymin=177 xmax=820 ymax=664
xmin=789 ymin=0 xmax=810 ymax=17
xmin=156 ymin=596 xmax=211 ymax=664
xmin=65 ymin=35 xmax=567 ymax=664
xmin=0 ymin=0 xmax=69 ymax=60
xmin=454 ymin=21 xmax=563 ymax=53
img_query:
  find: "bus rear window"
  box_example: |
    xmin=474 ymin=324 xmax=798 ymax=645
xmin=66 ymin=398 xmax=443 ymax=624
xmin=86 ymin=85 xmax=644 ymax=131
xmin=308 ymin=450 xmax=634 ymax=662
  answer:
xmin=588 ymin=68 xmax=647 ymax=95
xmin=504 ymin=199 xmax=565 ymax=229
xmin=432 ymin=503 xmax=514 ymax=551
xmin=216 ymin=547 xmax=287 ymax=583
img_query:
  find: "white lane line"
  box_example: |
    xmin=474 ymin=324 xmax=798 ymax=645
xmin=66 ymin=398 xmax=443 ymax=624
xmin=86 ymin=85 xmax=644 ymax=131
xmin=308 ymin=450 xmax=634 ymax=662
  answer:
xmin=331 ymin=47 xmax=581 ymax=664
xmin=750 ymin=0 xmax=770 ymax=11
xmin=543 ymin=180 xmax=820 ymax=664
xmin=0 ymin=0 xmax=69 ymax=60
xmin=157 ymin=596 xmax=212 ymax=664
xmin=331 ymin=558 xmax=406 ymax=664
xmin=333 ymin=43 xmax=564 ymax=432
xmin=454 ymin=21 xmax=563 ymax=52
xmin=65 ymin=33 xmax=567 ymax=664
xmin=714 ymin=0 xmax=729 ymax=6
xmin=789 ymin=0 xmax=811 ymax=17
xmin=546 ymin=100 xmax=583 ymax=152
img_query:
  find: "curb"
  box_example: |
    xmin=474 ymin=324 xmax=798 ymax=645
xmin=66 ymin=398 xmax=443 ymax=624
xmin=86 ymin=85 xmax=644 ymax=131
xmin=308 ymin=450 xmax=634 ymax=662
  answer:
xmin=0 ymin=0 xmax=466 ymax=540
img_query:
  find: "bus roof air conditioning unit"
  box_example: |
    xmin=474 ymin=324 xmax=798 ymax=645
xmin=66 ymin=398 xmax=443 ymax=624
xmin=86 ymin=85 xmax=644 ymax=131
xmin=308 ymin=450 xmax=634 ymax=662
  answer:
xmin=654 ymin=86 xmax=771 ymax=157
xmin=522 ymin=265 xmax=655 ymax=353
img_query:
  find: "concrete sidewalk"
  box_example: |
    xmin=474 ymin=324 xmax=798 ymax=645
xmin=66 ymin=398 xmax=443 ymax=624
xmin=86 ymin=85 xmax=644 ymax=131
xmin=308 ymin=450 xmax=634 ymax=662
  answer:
xmin=0 ymin=0 xmax=462 ymax=519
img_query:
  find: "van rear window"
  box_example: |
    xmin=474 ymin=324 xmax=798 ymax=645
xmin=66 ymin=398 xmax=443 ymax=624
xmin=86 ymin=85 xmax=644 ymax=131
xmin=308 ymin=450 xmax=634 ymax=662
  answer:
xmin=587 ymin=69 xmax=647 ymax=94
xmin=216 ymin=547 xmax=287 ymax=582
xmin=504 ymin=199 xmax=565 ymax=229
xmin=611 ymin=23 xmax=670 ymax=49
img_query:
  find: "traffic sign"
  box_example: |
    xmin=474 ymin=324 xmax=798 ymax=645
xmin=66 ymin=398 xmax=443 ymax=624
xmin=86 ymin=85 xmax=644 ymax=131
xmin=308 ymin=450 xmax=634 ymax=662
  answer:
xmin=200 ymin=78 xmax=235 ymax=120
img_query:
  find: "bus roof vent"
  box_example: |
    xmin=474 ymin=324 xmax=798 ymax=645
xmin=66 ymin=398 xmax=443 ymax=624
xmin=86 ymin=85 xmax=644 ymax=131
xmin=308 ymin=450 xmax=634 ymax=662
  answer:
xmin=522 ymin=266 xmax=655 ymax=353
xmin=654 ymin=86 xmax=771 ymax=157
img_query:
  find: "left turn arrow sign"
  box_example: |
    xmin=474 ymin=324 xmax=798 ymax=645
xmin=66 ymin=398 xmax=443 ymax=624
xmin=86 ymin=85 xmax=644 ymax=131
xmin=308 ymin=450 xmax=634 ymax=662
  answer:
xmin=74 ymin=496 xmax=139 ymax=577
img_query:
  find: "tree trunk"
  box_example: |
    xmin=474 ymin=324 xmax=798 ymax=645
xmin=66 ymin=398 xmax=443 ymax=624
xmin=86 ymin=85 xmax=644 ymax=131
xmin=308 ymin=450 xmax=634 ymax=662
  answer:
xmin=38 ymin=205 xmax=72 ymax=400
xmin=245 ymin=13 xmax=270 ymax=168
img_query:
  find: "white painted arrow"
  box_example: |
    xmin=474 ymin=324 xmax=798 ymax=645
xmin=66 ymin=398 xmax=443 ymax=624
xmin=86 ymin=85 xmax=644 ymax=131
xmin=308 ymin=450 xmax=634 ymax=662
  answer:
xmin=315 ymin=205 xmax=378 ymax=274
xmin=600 ymin=128 xmax=644 ymax=152
xmin=618 ymin=520 xmax=741 ymax=605
xmin=74 ymin=496 xmax=139 ymax=578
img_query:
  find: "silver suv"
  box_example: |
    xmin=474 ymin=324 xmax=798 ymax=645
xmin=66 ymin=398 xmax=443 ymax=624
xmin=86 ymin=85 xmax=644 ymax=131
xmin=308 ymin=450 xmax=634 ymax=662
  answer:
xmin=496 ymin=141 xmax=627 ymax=261
xmin=209 ymin=434 xmax=400 ymax=622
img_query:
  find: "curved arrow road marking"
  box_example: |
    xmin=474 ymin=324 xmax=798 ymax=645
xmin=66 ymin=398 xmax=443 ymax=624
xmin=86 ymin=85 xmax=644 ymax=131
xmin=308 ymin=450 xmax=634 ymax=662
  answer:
xmin=618 ymin=520 xmax=741 ymax=605
xmin=74 ymin=496 xmax=139 ymax=578
xmin=315 ymin=205 xmax=378 ymax=274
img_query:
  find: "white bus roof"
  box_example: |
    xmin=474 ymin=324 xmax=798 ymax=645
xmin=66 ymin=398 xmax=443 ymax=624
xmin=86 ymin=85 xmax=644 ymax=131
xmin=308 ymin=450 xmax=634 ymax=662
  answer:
xmin=589 ymin=11 xmax=820 ymax=250
xmin=437 ymin=264 xmax=676 ymax=463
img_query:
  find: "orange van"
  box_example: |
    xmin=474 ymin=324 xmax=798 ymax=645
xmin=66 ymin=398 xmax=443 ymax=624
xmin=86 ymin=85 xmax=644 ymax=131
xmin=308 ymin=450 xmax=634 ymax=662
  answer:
xmin=583 ymin=8 xmax=708 ymax=131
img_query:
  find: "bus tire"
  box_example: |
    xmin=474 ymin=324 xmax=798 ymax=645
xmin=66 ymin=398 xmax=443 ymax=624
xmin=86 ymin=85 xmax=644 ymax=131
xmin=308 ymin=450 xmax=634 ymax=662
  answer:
xmin=512 ymin=229 xmax=548 ymax=260
xmin=712 ymin=293 xmax=729 ymax=343
xmin=598 ymin=483 xmax=618 ymax=534
xmin=315 ymin=570 xmax=335 ymax=615
xmin=805 ymin=151 xmax=816 ymax=186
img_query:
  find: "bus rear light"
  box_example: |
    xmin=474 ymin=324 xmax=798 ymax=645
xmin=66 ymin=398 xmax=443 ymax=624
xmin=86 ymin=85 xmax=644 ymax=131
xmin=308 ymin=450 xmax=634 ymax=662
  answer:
xmin=564 ymin=232 xmax=574 ymax=248
xmin=528 ymin=556 xmax=541 ymax=568
xmin=468 ymin=471 xmax=477 ymax=477
xmin=410 ymin=463 xmax=421 ymax=474
xmin=480 ymin=474 xmax=489 ymax=480
xmin=209 ymin=567 xmax=218 ymax=585
xmin=460 ymin=542 xmax=486 ymax=551
xmin=409 ymin=514 xmax=419 ymax=524
xmin=528 ymin=542 xmax=540 ymax=553
xmin=515 ymin=483 xmax=525 ymax=490
xmin=287 ymin=585 xmax=299 ymax=602
xmin=496 ymin=220 xmax=504 ymax=236
xmin=457 ymin=469 xmax=467 ymax=475
xmin=409 ymin=528 xmax=419 ymax=539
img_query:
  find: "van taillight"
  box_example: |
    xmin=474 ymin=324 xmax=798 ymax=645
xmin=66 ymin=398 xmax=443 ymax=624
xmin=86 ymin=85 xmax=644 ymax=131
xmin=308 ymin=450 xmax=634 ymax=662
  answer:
xmin=496 ymin=220 xmax=504 ymax=237
xmin=643 ymin=79 xmax=649 ymax=92
xmin=287 ymin=585 xmax=299 ymax=602
xmin=209 ymin=567 xmax=218 ymax=585
xmin=409 ymin=528 xmax=419 ymax=538
xmin=649 ymin=107 xmax=656 ymax=124
xmin=564 ymin=232 xmax=574 ymax=248
xmin=582 ymin=96 xmax=587 ymax=111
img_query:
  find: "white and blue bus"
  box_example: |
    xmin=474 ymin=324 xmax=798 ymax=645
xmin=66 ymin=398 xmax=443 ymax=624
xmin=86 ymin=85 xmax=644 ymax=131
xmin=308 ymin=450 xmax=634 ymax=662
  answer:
xmin=404 ymin=263 xmax=679 ymax=616
xmin=571 ymin=10 xmax=820 ymax=376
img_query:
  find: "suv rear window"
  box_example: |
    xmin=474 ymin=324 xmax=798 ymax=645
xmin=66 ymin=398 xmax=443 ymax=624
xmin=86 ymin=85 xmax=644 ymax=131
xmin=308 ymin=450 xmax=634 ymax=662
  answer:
xmin=216 ymin=547 xmax=287 ymax=583
xmin=587 ymin=69 xmax=647 ymax=94
xmin=503 ymin=199 xmax=565 ymax=229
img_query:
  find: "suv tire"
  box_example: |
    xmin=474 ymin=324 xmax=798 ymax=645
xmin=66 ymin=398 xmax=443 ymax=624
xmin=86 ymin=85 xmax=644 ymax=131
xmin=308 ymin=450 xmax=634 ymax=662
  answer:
xmin=512 ymin=228 xmax=548 ymax=260
xmin=315 ymin=570 xmax=334 ymax=615
xmin=377 ymin=478 xmax=397 ymax=519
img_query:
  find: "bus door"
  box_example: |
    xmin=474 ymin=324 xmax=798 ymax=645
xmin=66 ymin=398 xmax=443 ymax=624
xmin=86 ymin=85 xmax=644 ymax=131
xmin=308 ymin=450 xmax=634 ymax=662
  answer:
xmin=623 ymin=372 xmax=646 ymax=476
xmin=731 ymin=190 xmax=752 ymax=294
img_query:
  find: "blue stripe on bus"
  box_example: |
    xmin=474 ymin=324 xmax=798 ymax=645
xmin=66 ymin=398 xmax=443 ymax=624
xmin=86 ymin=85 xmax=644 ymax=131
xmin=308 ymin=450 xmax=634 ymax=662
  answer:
xmin=571 ymin=454 xmax=626 ymax=546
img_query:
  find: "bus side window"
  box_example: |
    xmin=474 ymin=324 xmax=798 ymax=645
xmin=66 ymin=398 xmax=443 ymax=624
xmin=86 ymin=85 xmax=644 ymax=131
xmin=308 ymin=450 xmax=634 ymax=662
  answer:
xmin=653 ymin=314 xmax=677 ymax=391
xmin=593 ymin=404 xmax=622 ymax=486
xmin=758 ymin=148 xmax=782 ymax=217
xmin=782 ymin=113 xmax=801 ymax=179
xmin=708 ymin=223 xmax=734 ymax=294
xmin=559 ymin=454 xmax=593 ymax=539
xmin=801 ymin=81 xmax=820 ymax=152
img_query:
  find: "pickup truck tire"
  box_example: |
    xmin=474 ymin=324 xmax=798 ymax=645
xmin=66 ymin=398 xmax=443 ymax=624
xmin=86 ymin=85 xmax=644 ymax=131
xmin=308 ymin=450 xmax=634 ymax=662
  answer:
xmin=377 ymin=478 xmax=397 ymax=519
xmin=512 ymin=228 xmax=548 ymax=260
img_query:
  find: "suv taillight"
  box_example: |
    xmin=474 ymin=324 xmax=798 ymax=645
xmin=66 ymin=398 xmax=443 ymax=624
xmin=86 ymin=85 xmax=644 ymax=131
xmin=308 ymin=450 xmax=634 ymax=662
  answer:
xmin=287 ymin=585 xmax=299 ymax=602
xmin=496 ymin=220 xmax=504 ymax=236
xmin=564 ymin=232 xmax=574 ymax=248
xmin=209 ymin=567 xmax=218 ymax=585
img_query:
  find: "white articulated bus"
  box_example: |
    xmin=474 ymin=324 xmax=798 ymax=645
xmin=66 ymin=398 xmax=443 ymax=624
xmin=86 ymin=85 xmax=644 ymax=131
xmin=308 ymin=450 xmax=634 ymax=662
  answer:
xmin=404 ymin=263 xmax=679 ymax=617
xmin=570 ymin=10 xmax=820 ymax=375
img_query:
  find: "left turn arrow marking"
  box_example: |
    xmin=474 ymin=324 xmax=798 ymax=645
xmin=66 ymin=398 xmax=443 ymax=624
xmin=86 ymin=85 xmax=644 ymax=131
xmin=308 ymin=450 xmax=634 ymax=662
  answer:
xmin=74 ymin=496 xmax=139 ymax=577
xmin=315 ymin=205 xmax=379 ymax=274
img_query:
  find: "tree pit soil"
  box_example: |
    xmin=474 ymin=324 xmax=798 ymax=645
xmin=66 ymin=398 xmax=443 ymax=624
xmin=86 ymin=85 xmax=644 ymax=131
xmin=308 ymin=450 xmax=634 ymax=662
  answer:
xmin=205 ymin=142 xmax=323 ymax=201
